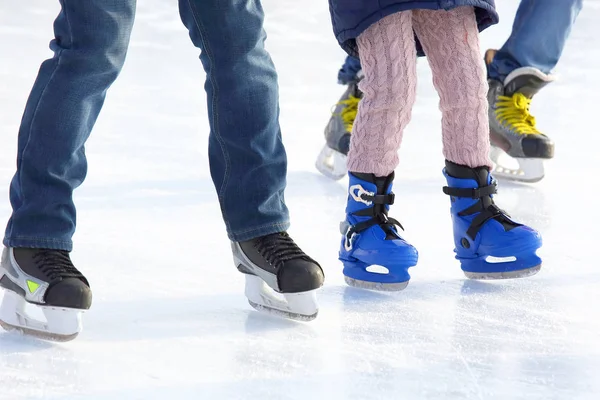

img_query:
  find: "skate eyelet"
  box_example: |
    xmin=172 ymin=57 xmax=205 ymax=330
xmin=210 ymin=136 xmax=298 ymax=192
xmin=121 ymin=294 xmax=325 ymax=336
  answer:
xmin=461 ymin=238 xmax=470 ymax=249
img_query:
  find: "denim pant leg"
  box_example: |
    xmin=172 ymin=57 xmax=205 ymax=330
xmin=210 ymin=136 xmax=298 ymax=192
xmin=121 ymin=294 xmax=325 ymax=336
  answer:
xmin=338 ymin=55 xmax=362 ymax=84
xmin=488 ymin=0 xmax=583 ymax=81
xmin=3 ymin=0 xmax=136 ymax=251
xmin=178 ymin=0 xmax=290 ymax=242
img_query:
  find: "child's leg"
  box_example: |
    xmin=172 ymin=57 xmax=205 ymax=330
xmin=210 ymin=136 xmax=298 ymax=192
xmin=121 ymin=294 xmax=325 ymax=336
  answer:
xmin=340 ymin=12 xmax=419 ymax=291
xmin=412 ymin=7 xmax=491 ymax=168
xmin=412 ymin=7 xmax=542 ymax=281
xmin=348 ymin=11 xmax=417 ymax=176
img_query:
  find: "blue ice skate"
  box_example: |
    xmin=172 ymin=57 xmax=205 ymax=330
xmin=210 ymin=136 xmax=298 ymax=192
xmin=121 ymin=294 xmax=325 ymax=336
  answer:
xmin=443 ymin=160 xmax=542 ymax=279
xmin=339 ymin=172 xmax=418 ymax=291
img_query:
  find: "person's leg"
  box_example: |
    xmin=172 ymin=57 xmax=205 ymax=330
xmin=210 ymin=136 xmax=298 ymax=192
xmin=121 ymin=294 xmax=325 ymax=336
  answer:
xmin=4 ymin=0 xmax=136 ymax=251
xmin=315 ymin=56 xmax=363 ymax=180
xmin=338 ymin=55 xmax=362 ymax=84
xmin=315 ymin=56 xmax=362 ymax=180
xmin=413 ymin=7 xmax=542 ymax=280
xmin=339 ymin=11 xmax=419 ymax=291
xmin=0 ymin=0 xmax=136 ymax=341
xmin=484 ymin=0 xmax=580 ymax=182
xmin=178 ymin=0 xmax=323 ymax=320
xmin=347 ymin=12 xmax=417 ymax=176
xmin=488 ymin=0 xmax=583 ymax=81
xmin=178 ymin=0 xmax=288 ymax=242
xmin=412 ymin=7 xmax=491 ymax=169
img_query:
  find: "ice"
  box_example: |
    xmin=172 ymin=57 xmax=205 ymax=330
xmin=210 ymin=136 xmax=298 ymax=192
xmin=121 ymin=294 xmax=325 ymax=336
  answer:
xmin=0 ymin=1 xmax=599 ymax=399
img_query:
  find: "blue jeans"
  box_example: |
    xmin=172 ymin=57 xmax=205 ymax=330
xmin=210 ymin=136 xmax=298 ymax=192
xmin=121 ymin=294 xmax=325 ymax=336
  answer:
xmin=4 ymin=0 xmax=289 ymax=251
xmin=487 ymin=0 xmax=583 ymax=81
xmin=338 ymin=56 xmax=361 ymax=84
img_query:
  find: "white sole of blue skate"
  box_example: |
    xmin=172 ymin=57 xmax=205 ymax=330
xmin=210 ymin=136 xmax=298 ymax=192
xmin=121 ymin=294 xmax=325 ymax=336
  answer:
xmin=463 ymin=264 xmax=541 ymax=280
xmin=344 ymin=276 xmax=409 ymax=292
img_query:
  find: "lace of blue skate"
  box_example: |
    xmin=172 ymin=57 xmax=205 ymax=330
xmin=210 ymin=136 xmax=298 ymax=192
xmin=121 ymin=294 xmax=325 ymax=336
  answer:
xmin=442 ymin=183 xmax=518 ymax=240
xmin=253 ymin=232 xmax=316 ymax=269
xmin=32 ymin=250 xmax=86 ymax=283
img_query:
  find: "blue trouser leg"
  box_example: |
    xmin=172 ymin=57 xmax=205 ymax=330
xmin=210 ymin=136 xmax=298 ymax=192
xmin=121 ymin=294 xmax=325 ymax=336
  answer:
xmin=488 ymin=0 xmax=583 ymax=81
xmin=4 ymin=0 xmax=136 ymax=251
xmin=178 ymin=0 xmax=290 ymax=241
xmin=337 ymin=55 xmax=361 ymax=84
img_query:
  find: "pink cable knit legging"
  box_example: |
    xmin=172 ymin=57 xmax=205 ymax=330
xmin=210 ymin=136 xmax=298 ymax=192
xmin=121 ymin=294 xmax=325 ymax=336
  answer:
xmin=347 ymin=7 xmax=492 ymax=176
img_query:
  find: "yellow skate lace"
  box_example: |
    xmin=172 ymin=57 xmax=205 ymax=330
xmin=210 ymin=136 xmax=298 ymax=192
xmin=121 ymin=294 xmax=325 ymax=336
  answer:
xmin=495 ymin=92 xmax=540 ymax=135
xmin=334 ymin=94 xmax=360 ymax=133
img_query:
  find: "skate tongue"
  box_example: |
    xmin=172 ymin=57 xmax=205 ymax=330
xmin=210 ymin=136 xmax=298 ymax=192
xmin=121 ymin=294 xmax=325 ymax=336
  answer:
xmin=444 ymin=160 xmax=490 ymax=187
xmin=504 ymin=67 xmax=554 ymax=98
xmin=350 ymin=172 xmax=392 ymax=191
xmin=375 ymin=172 xmax=394 ymax=194
xmin=378 ymin=173 xmax=399 ymax=240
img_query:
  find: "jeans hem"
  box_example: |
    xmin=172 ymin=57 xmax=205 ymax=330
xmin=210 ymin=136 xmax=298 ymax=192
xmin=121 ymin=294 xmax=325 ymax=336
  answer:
xmin=3 ymin=236 xmax=73 ymax=252
xmin=228 ymin=221 xmax=290 ymax=242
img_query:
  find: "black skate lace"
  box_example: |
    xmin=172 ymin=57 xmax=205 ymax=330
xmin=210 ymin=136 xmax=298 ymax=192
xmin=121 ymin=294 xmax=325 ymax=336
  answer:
xmin=32 ymin=250 xmax=85 ymax=283
xmin=253 ymin=232 xmax=314 ymax=269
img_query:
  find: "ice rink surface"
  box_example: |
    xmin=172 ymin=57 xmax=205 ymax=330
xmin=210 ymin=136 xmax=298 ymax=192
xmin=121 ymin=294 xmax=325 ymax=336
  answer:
xmin=0 ymin=1 xmax=598 ymax=399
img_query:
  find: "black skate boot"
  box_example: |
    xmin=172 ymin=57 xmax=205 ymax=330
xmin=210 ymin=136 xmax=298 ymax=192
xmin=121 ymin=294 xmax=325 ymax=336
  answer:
xmin=485 ymin=49 xmax=555 ymax=183
xmin=0 ymin=247 xmax=92 ymax=341
xmin=231 ymin=232 xmax=324 ymax=321
xmin=315 ymin=80 xmax=362 ymax=180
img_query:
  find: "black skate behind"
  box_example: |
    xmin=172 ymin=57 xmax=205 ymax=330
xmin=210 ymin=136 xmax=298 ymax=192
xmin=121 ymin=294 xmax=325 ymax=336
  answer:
xmin=316 ymin=80 xmax=362 ymax=180
xmin=232 ymin=232 xmax=324 ymax=321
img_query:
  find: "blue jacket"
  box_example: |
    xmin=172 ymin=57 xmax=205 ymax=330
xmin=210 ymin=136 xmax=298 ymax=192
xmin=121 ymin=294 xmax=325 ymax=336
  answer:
xmin=329 ymin=0 xmax=498 ymax=57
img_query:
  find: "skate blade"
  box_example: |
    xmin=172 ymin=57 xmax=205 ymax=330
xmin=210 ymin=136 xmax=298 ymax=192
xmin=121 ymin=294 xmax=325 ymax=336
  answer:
xmin=244 ymin=275 xmax=319 ymax=322
xmin=344 ymin=276 xmax=409 ymax=292
xmin=247 ymin=300 xmax=318 ymax=322
xmin=463 ymin=264 xmax=541 ymax=280
xmin=315 ymin=145 xmax=347 ymax=180
xmin=0 ymin=290 xmax=83 ymax=342
xmin=0 ymin=320 xmax=79 ymax=342
xmin=490 ymin=146 xmax=545 ymax=183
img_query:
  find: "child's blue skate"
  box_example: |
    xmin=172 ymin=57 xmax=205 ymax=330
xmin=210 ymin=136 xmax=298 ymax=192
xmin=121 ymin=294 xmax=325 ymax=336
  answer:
xmin=443 ymin=160 xmax=542 ymax=279
xmin=339 ymin=172 xmax=418 ymax=291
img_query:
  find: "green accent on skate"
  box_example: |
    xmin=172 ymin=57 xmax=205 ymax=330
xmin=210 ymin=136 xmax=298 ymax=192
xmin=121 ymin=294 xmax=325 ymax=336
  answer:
xmin=26 ymin=280 xmax=40 ymax=294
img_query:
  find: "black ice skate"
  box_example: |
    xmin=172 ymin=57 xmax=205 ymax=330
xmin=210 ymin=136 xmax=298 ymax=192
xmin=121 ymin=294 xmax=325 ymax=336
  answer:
xmin=0 ymin=247 xmax=92 ymax=341
xmin=231 ymin=232 xmax=324 ymax=321
xmin=486 ymin=49 xmax=555 ymax=183
xmin=315 ymin=80 xmax=362 ymax=180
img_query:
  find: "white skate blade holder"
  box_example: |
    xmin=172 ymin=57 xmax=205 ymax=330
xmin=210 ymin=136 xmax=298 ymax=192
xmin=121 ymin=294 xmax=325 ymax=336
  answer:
xmin=315 ymin=145 xmax=347 ymax=181
xmin=344 ymin=275 xmax=409 ymax=292
xmin=244 ymin=275 xmax=319 ymax=322
xmin=0 ymin=290 xmax=83 ymax=342
xmin=490 ymin=146 xmax=545 ymax=183
xmin=463 ymin=264 xmax=541 ymax=280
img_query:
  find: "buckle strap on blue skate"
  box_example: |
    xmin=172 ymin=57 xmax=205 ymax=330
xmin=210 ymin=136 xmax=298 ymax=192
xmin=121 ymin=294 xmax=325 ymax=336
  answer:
xmin=360 ymin=193 xmax=395 ymax=205
xmin=347 ymin=215 xmax=403 ymax=235
xmin=465 ymin=204 xmax=510 ymax=240
xmin=442 ymin=185 xmax=497 ymax=199
xmin=443 ymin=180 xmax=518 ymax=240
xmin=345 ymin=215 xmax=404 ymax=246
